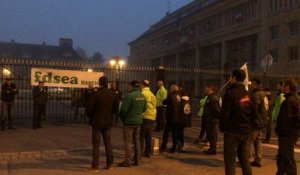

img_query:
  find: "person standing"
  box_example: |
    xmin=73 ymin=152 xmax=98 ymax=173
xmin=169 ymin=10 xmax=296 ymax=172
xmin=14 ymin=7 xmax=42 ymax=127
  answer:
xmin=155 ymin=80 xmax=167 ymax=132
xmin=140 ymin=80 xmax=157 ymax=157
xmin=85 ymin=77 xmax=118 ymax=172
xmin=248 ymin=78 xmax=269 ymax=167
xmin=110 ymin=82 xmax=122 ymax=125
xmin=161 ymin=84 xmax=183 ymax=153
xmin=271 ymin=82 xmax=285 ymax=122
xmin=263 ymin=88 xmax=273 ymax=143
xmin=275 ymin=79 xmax=300 ymax=175
xmin=32 ymin=81 xmax=48 ymax=129
xmin=202 ymin=85 xmax=220 ymax=155
xmin=1 ymin=78 xmax=18 ymax=130
xmin=194 ymin=95 xmax=208 ymax=145
xmin=119 ymin=80 xmax=146 ymax=167
xmin=83 ymin=83 xmax=98 ymax=124
xmin=220 ymin=69 xmax=253 ymax=175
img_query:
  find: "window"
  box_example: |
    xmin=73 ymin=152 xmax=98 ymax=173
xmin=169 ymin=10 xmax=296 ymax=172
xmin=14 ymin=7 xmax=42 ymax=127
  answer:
xmin=270 ymin=26 xmax=279 ymax=40
xmin=289 ymin=21 xmax=299 ymax=36
xmin=288 ymin=46 xmax=298 ymax=60
xmin=270 ymin=49 xmax=279 ymax=62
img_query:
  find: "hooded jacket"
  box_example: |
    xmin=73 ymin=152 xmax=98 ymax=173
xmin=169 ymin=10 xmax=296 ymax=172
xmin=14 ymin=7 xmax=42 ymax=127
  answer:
xmin=141 ymin=87 xmax=157 ymax=121
xmin=120 ymin=88 xmax=147 ymax=125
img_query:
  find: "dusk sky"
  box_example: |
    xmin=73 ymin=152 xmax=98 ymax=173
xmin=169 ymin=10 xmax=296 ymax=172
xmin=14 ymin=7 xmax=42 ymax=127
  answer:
xmin=0 ymin=0 xmax=193 ymax=60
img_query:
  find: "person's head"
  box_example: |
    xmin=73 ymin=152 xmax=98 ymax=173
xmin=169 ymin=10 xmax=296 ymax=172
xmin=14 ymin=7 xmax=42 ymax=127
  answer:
xmin=170 ymin=84 xmax=179 ymax=94
xmin=38 ymin=81 xmax=45 ymax=88
xmin=282 ymin=79 xmax=298 ymax=94
xmin=99 ymin=76 xmax=108 ymax=88
xmin=156 ymin=80 xmax=164 ymax=88
xmin=178 ymin=83 xmax=183 ymax=91
xmin=250 ymin=78 xmax=262 ymax=90
xmin=230 ymin=69 xmax=246 ymax=84
xmin=141 ymin=80 xmax=150 ymax=89
xmin=111 ymin=82 xmax=117 ymax=90
xmin=129 ymin=80 xmax=140 ymax=90
xmin=5 ymin=78 xmax=12 ymax=85
xmin=277 ymin=81 xmax=284 ymax=92
xmin=204 ymin=85 xmax=216 ymax=96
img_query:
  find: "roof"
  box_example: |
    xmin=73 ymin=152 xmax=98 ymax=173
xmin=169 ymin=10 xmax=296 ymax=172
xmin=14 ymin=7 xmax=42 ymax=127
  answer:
xmin=0 ymin=41 xmax=82 ymax=61
xmin=128 ymin=0 xmax=221 ymax=45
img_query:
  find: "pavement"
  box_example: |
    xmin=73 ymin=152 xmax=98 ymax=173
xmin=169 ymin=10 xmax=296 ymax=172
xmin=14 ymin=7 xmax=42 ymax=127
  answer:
xmin=0 ymin=122 xmax=300 ymax=175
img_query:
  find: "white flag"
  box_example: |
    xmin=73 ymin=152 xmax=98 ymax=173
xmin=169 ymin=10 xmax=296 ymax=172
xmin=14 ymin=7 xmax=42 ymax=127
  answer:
xmin=240 ymin=63 xmax=249 ymax=91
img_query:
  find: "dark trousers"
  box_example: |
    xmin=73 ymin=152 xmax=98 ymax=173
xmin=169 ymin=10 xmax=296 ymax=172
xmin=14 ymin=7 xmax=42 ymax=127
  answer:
xmin=32 ymin=104 xmax=46 ymax=128
xmin=123 ymin=125 xmax=141 ymax=163
xmin=113 ymin=111 xmax=119 ymax=124
xmin=92 ymin=127 xmax=113 ymax=168
xmin=161 ymin=122 xmax=172 ymax=150
xmin=276 ymin=136 xmax=299 ymax=175
xmin=224 ymin=132 xmax=252 ymax=175
xmin=198 ymin=119 xmax=207 ymax=140
xmin=171 ymin=123 xmax=185 ymax=151
xmin=155 ymin=106 xmax=165 ymax=131
xmin=264 ymin=115 xmax=272 ymax=141
xmin=1 ymin=101 xmax=14 ymax=128
xmin=140 ymin=119 xmax=154 ymax=155
xmin=205 ymin=121 xmax=218 ymax=151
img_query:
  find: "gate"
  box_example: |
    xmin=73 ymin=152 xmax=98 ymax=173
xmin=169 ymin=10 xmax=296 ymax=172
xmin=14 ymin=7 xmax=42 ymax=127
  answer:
xmin=1 ymin=58 xmax=296 ymax=126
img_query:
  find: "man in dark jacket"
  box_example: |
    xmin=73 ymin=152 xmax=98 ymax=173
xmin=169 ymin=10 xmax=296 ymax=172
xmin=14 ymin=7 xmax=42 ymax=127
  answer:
xmin=220 ymin=69 xmax=253 ymax=175
xmin=203 ymin=85 xmax=220 ymax=155
xmin=248 ymin=78 xmax=268 ymax=167
xmin=32 ymin=81 xmax=47 ymax=129
xmin=275 ymin=79 xmax=300 ymax=175
xmin=85 ymin=76 xmax=118 ymax=172
xmin=110 ymin=81 xmax=122 ymax=125
xmin=1 ymin=78 xmax=18 ymax=130
xmin=119 ymin=80 xmax=146 ymax=167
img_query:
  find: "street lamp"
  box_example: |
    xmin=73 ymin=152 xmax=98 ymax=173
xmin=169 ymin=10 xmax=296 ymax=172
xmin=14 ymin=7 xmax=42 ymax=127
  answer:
xmin=108 ymin=56 xmax=126 ymax=81
xmin=3 ymin=68 xmax=11 ymax=76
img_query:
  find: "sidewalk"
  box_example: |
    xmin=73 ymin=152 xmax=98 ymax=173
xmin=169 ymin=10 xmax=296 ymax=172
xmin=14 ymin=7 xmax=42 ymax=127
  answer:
xmin=0 ymin=123 xmax=299 ymax=175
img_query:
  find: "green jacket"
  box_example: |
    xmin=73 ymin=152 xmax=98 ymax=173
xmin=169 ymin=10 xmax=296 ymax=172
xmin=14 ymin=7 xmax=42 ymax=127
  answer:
xmin=120 ymin=88 xmax=147 ymax=125
xmin=141 ymin=87 xmax=157 ymax=121
xmin=272 ymin=93 xmax=285 ymax=121
xmin=156 ymin=86 xmax=167 ymax=107
xmin=197 ymin=96 xmax=208 ymax=117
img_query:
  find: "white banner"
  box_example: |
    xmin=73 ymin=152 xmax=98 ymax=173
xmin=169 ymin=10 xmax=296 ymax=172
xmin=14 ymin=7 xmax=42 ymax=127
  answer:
xmin=31 ymin=68 xmax=103 ymax=88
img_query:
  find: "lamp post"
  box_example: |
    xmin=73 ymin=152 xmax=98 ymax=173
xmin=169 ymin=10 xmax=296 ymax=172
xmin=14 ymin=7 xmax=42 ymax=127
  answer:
xmin=109 ymin=56 xmax=126 ymax=81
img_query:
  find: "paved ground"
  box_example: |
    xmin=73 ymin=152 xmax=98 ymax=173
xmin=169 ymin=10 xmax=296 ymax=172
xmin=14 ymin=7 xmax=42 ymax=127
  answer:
xmin=0 ymin=123 xmax=300 ymax=175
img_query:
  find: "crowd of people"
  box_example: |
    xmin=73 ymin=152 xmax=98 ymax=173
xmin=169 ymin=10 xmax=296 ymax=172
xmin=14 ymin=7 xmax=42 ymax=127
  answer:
xmin=1 ymin=68 xmax=300 ymax=175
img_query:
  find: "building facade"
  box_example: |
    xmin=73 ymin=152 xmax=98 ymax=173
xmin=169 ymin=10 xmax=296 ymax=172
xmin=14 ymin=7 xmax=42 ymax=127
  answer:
xmin=129 ymin=0 xmax=300 ymax=75
xmin=0 ymin=38 xmax=82 ymax=61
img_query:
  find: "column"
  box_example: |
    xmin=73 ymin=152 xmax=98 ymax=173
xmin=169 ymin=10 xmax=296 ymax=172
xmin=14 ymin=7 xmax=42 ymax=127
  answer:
xmin=221 ymin=41 xmax=227 ymax=86
xmin=195 ymin=45 xmax=200 ymax=96
xmin=175 ymin=53 xmax=180 ymax=84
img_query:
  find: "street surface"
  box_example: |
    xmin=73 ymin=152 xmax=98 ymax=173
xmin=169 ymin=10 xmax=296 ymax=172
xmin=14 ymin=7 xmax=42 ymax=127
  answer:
xmin=0 ymin=122 xmax=299 ymax=175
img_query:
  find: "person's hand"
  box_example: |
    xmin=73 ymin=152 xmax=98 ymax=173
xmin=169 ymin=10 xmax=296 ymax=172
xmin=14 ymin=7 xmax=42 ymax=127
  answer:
xmin=6 ymin=91 xmax=9 ymax=93
xmin=14 ymin=89 xmax=17 ymax=91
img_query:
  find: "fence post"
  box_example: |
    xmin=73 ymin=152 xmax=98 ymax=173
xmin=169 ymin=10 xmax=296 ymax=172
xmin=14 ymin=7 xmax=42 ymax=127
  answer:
xmin=156 ymin=66 xmax=165 ymax=83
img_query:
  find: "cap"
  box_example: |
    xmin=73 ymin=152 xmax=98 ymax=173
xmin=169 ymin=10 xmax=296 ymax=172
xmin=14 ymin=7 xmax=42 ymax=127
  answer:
xmin=129 ymin=80 xmax=140 ymax=88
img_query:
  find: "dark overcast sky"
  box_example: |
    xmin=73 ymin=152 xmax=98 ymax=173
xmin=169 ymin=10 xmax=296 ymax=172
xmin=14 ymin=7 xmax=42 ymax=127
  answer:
xmin=0 ymin=0 xmax=193 ymax=60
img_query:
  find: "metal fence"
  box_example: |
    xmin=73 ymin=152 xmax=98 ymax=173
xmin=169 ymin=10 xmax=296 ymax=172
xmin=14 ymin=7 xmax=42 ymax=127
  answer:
xmin=1 ymin=58 xmax=299 ymax=126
